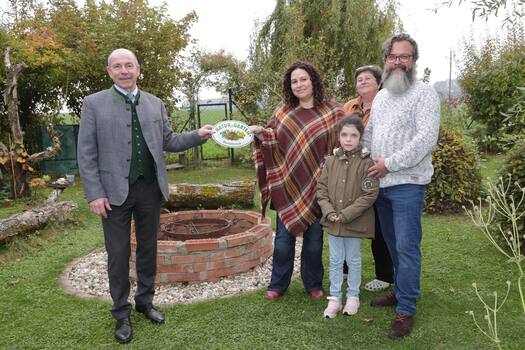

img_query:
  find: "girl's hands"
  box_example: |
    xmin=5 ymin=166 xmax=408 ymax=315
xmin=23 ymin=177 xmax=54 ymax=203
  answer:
xmin=327 ymin=213 xmax=341 ymax=223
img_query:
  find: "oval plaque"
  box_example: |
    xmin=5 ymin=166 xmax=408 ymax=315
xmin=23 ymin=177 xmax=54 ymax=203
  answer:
xmin=212 ymin=120 xmax=253 ymax=148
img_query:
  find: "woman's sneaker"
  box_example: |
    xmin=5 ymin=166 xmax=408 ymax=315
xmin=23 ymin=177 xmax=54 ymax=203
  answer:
xmin=343 ymin=297 xmax=360 ymax=315
xmin=323 ymin=296 xmax=342 ymax=319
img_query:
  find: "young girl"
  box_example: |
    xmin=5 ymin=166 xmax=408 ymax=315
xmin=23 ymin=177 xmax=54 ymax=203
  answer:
xmin=317 ymin=114 xmax=379 ymax=318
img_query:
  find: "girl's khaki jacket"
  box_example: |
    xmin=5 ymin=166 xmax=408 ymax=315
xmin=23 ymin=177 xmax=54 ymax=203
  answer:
xmin=317 ymin=146 xmax=379 ymax=238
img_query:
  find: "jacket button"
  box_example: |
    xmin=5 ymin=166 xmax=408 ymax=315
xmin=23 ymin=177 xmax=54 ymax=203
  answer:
xmin=128 ymin=141 xmax=131 ymax=144
xmin=126 ymin=107 xmax=131 ymax=111
xmin=126 ymin=159 xmax=130 ymax=162
xmin=125 ymin=176 xmax=129 ymax=179
xmin=126 ymin=124 xmax=131 ymax=127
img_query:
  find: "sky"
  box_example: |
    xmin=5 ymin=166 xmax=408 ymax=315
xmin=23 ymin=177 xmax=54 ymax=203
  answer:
xmin=150 ymin=0 xmax=505 ymax=98
xmin=1 ymin=0 xmax=506 ymax=97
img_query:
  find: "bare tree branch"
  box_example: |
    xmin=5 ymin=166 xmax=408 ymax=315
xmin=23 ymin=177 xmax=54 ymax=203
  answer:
xmin=28 ymin=126 xmax=61 ymax=163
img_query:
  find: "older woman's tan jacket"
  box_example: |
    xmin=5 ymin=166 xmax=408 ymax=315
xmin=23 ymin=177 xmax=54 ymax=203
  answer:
xmin=317 ymin=146 xmax=379 ymax=238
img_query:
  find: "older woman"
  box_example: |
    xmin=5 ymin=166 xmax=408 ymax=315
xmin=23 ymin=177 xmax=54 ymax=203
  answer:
xmin=250 ymin=61 xmax=344 ymax=300
xmin=344 ymin=65 xmax=394 ymax=292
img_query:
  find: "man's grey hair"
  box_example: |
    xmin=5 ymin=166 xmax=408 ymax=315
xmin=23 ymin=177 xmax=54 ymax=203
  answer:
xmin=382 ymin=33 xmax=419 ymax=61
xmin=107 ymin=48 xmax=139 ymax=66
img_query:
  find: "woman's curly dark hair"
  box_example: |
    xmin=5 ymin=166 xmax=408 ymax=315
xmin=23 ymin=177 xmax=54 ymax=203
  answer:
xmin=282 ymin=61 xmax=326 ymax=109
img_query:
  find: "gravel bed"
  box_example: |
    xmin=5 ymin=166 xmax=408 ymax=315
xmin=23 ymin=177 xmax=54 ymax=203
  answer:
xmin=64 ymin=238 xmax=303 ymax=304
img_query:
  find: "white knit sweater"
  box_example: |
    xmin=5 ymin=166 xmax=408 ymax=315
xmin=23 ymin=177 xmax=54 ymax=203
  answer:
xmin=362 ymin=80 xmax=440 ymax=188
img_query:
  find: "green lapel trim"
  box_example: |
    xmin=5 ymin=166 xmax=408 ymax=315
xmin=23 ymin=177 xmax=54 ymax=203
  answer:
xmin=111 ymin=86 xmax=141 ymax=105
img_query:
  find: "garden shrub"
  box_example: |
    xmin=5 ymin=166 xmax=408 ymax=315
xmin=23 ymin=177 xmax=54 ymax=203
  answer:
xmin=425 ymin=127 xmax=483 ymax=214
xmin=458 ymin=24 xmax=525 ymax=152
xmin=440 ymin=101 xmax=470 ymax=132
xmin=495 ymin=138 xmax=525 ymax=248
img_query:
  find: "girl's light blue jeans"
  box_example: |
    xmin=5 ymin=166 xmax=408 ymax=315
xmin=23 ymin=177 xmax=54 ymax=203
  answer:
xmin=328 ymin=234 xmax=361 ymax=299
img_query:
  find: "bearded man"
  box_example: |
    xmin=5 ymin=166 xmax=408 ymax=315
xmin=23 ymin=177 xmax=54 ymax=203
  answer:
xmin=362 ymin=33 xmax=440 ymax=338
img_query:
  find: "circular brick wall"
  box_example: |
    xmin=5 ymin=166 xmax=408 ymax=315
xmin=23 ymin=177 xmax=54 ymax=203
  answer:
xmin=130 ymin=210 xmax=273 ymax=284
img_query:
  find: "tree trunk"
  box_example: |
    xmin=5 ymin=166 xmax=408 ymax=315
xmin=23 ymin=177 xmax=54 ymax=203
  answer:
xmin=4 ymin=47 xmax=27 ymax=148
xmin=1 ymin=47 xmax=61 ymax=199
xmin=165 ymin=181 xmax=255 ymax=210
xmin=0 ymin=200 xmax=78 ymax=243
xmin=9 ymin=160 xmax=30 ymax=198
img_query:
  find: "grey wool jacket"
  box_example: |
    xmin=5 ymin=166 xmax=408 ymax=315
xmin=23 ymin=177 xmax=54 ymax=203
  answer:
xmin=77 ymin=87 xmax=205 ymax=205
xmin=362 ymin=80 xmax=440 ymax=188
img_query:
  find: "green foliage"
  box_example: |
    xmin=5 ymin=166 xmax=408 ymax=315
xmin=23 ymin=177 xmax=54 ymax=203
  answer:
xmin=222 ymin=0 xmax=400 ymax=121
xmin=426 ymin=128 xmax=483 ymax=213
xmin=458 ymin=23 xmax=525 ymax=152
xmin=496 ymin=138 xmax=525 ymax=246
xmin=440 ymin=101 xmax=471 ymax=132
xmin=0 ymin=0 xmax=195 ymax=151
xmin=179 ymin=48 xmax=239 ymax=130
xmin=500 ymin=86 xmax=525 ymax=144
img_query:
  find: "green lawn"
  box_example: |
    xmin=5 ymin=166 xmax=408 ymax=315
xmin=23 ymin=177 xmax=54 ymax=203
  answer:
xmin=0 ymin=157 xmax=524 ymax=349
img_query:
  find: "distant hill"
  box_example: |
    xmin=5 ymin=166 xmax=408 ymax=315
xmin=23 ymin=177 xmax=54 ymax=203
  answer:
xmin=433 ymin=79 xmax=463 ymax=100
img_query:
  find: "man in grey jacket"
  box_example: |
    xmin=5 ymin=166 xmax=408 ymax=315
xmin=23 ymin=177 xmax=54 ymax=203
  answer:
xmin=78 ymin=48 xmax=213 ymax=343
xmin=362 ymin=34 xmax=440 ymax=339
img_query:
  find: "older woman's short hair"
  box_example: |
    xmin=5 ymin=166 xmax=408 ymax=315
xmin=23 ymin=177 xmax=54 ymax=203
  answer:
xmin=382 ymin=33 xmax=419 ymax=61
xmin=354 ymin=65 xmax=382 ymax=85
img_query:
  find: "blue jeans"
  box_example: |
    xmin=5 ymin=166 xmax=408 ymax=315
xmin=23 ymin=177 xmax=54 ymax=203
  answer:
xmin=268 ymin=216 xmax=324 ymax=293
xmin=375 ymin=184 xmax=426 ymax=316
xmin=328 ymin=234 xmax=361 ymax=299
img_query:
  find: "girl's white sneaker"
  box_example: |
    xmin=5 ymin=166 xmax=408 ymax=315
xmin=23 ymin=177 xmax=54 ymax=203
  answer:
xmin=323 ymin=296 xmax=342 ymax=319
xmin=343 ymin=297 xmax=360 ymax=315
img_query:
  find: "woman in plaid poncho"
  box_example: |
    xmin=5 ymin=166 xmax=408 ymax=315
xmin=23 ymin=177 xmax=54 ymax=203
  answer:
xmin=250 ymin=61 xmax=344 ymax=301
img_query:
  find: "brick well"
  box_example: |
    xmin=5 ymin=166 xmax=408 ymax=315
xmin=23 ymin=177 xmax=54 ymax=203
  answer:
xmin=130 ymin=210 xmax=273 ymax=284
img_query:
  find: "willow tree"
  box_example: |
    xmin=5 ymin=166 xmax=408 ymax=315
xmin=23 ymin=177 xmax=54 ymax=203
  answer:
xmin=234 ymin=0 xmax=400 ymax=117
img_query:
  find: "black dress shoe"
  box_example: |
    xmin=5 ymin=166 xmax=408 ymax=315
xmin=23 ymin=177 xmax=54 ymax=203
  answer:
xmin=114 ymin=317 xmax=132 ymax=343
xmin=136 ymin=304 xmax=165 ymax=324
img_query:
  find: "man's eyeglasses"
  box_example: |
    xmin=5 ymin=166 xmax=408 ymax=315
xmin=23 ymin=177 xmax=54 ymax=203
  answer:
xmin=385 ymin=54 xmax=412 ymax=63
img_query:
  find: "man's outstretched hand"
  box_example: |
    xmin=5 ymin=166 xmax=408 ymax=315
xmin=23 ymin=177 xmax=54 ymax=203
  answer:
xmin=198 ymin=125 xmax=214 ymax=140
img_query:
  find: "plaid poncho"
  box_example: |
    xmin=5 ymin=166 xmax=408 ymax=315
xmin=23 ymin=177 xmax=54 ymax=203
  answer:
xmin=254 ymin=100 xmax=344 ymax=237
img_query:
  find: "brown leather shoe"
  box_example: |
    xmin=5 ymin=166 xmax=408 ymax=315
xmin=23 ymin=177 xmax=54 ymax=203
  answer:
xmin=309 ymin=289 xmax=324 ymax=300
xmin=265 ymin=290 xmax=284 ymax=300
xmin=370 ymin=291 xmax=397 ymax=307
xmin=388 ymin=313 xmax=415 ymax=339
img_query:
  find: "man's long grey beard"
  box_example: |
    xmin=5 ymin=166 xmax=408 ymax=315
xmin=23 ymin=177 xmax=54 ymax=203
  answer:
xmin=382 ymin=64 xmax=417 ymax=94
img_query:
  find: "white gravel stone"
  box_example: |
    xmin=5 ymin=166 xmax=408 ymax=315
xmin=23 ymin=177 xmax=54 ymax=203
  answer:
xmin=65 ymin=238 xmax=304 ymax=304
